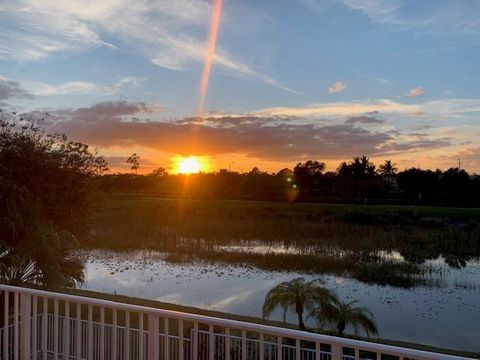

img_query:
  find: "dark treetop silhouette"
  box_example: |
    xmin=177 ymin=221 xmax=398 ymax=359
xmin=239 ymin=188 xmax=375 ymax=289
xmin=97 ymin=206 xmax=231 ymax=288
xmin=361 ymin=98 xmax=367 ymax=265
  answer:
xmin=0 ymin=110 xmax=107 ymax=287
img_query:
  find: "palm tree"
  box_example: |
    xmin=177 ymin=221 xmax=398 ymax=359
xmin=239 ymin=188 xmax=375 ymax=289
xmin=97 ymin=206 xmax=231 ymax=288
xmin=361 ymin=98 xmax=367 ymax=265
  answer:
xmin=378 ymin=160 xmax=398 ymax=182
xmin=262 ymin=277 xmax=335 ymax=331
xmin=312 ymin=299 xmax=378 ymax=337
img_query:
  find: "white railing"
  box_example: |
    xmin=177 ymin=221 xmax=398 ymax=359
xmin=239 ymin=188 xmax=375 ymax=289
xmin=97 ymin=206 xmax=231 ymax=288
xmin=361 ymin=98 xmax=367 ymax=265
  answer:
xmin=0 ymin=284 xmax=472 ymax=360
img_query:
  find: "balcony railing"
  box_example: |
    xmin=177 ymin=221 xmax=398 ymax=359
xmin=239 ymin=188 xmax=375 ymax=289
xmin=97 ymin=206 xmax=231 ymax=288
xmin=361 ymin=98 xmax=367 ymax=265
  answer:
xmin=0 ymin=284 xmax=471 ymax=359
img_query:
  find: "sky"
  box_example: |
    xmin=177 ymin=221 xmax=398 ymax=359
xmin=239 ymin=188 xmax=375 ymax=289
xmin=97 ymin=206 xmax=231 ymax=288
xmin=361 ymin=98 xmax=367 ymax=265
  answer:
xmin=1 ymin=0 xmax=480 ymax=174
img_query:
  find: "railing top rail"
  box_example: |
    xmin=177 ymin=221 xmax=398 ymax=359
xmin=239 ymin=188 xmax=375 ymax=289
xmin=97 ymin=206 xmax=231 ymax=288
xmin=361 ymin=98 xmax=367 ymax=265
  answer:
xmin=0 ymin=284 xmax=472 ymax=360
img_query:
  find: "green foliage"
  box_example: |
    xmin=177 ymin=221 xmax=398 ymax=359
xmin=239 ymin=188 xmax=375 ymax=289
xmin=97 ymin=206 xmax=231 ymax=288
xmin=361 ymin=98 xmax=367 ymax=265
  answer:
xmin=0 ymin=110 xmax=107 ymax=287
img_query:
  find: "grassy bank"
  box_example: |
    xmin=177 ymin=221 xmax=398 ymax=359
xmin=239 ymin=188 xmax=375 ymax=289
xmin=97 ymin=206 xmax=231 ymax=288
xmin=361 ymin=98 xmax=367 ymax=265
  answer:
xmin=87 ymin=193 xmax=480 ymax=287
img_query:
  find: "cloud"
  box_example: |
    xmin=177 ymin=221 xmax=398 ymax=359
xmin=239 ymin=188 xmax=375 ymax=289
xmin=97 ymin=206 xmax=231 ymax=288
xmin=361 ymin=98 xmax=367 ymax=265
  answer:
xmin=1 ymin=0 xmax=295 ymax=93
xmin=105 ymin=76 xmax=147 ymax=94
xmin=339 ymin=0 xmax=480 ymax=36
xmin=0 ymin=76 xmax=33 ymax=100
xmin=33 ymin=100 xmax=461 ymax=162
xmin=380 ymin=138 xmax=452 ymax=153
xmin=328 ymin=81 xmax=346 ymax=94
xmin=407 ymin=86 xmax=424 ymax=97
xmin=254 ymin=99 xmax=419 ymax=118
xmin=254 ymin=98 xmax=480 ymax=118
xmin=53 ymin=100 xmax=155 ymax=119
xmin=2 ymin=76 xmax=146 ymax=98
xmin=29 ymin=81 xmax=103 ymax=96
xmin=345 ymin=116 xmax=384 ymax=125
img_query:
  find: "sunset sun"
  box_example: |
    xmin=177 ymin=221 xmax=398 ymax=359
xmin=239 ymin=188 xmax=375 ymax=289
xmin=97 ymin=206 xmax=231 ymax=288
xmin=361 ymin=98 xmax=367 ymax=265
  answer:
xmin=174 ymin=156 xmax=208 ymax=174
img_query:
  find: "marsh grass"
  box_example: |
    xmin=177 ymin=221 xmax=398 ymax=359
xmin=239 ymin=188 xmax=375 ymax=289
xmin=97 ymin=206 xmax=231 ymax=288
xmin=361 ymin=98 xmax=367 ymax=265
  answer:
xmin=87 ymin=193 xmax=480 ymax=287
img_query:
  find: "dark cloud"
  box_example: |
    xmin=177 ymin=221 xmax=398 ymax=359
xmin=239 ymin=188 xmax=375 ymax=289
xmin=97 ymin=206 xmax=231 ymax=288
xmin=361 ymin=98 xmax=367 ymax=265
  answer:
xmin=407 ymin=133 xmax=428 ymax=138
xmin=410 ymin=124 xmax=432 ymax=131
xmin=380 ymin=138 xmax=452 ymax=152
xmin=176 ymin=116 xmax=270 ymax=127
xmin=39 ymin=101 xmax=453 ymax=160
xmin=0 ymin=78 xmax=33 ymax=100
xmin=345 ymin=116 xmax=384 ymax=125
xmin=55 ymin=101 xmax=153 ymax=120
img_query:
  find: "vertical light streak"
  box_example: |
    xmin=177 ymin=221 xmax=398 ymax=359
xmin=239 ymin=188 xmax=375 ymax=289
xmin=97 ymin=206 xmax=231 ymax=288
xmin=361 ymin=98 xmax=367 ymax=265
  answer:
xmin=197 ymin=0 xmax=223 ymax=119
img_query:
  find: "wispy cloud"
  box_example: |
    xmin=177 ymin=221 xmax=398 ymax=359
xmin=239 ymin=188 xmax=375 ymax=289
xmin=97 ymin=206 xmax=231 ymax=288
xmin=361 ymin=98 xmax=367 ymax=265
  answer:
xmin=3 ymin=76 xmax=147 ymax=97
xmin=1 ymin=0 xmax=296 ymax=93
xmin=339 ymin=0 xmax=480 ymax=36
xmin=254 ymin=99 xmax=419 ymax=118
xmin=105 ymin=76 xmax=147 ymax=94
xmin=29 ymin=81 xmax=103 ymax=96
xmin=254 ymin=98 xmax=480 ymax=118
xmin=328 ymin=81 xmax=346 ymax=94
xmin=407 ymin=86 xmax=424 ymax=97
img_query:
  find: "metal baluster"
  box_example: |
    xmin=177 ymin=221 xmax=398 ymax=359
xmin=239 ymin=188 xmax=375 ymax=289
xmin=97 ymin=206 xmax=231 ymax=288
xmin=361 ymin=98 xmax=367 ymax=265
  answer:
xmin=13 ymin=292 xmax=19 ymax=360
xmin=241 ymin=330 xmax=247 ymax=360
xmin=3 ymin=291 xmax=8 ymax=360
xmin=259 ymin=333 xmax=264 ymax=360
xmin=276 ymin=336 xmax=282 ymax=360
xmin=163 ymin=318 xmax=169 ymax=360
xmin=315 ymin=342 xmax=321 ymax=360
xmin=88 ymin=305 xmax=93 ymax=360
xmin=63 ymin=301 xmax=70 ymax=360
xmin=42 ymin=298 xmax=48 ymax=359
xmin=112 ymin=309 xmax=118 ymax=360
xmin=295 ymin=338 xmax=301 ymax=360
xmin=192 ymin=322 xmax=198 ymax=360
xmin=20 ymin=293 xmax=31 ymax=360
xmin=178 ymin=319 xmax=184 ymax=360
xmin=75 ymin=303 xmax=81 ymax=360
xmin=208 ymin=324 xmax=214 ymax=360
xmin=100 ymin=307 xmax=105 ymax=360
xmin=138 ymin=313 xmax=144 ymax=360
xmin=147 ymin=314 xmax=159 ymax=360
xmin=53 ymin=299 xmax=59 ymax=360
xmin=125 ymin=311 xmax=130 ymax=360
xmin=32 ymin=296 xmax=37 ymax=357
xmin=225 ymin=327 xmax=230 ymax=360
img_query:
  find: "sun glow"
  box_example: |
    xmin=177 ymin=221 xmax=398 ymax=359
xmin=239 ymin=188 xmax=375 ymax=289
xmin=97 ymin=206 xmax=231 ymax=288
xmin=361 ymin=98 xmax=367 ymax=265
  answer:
xmin=173 ymin=156 xmax=210 ymax=174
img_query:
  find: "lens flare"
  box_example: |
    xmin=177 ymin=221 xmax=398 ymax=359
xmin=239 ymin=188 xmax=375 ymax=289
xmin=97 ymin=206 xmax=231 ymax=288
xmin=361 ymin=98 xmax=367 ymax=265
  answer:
xmin=197 ymin=0 xmax=223 ymax=119
xmin=172 ymin=155 xmax=210 ymax=174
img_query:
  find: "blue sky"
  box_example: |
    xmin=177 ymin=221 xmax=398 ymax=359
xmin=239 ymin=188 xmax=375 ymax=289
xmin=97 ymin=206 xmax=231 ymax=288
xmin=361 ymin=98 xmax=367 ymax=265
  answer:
xmin=1 ymin=0 xmax=479 ymax=172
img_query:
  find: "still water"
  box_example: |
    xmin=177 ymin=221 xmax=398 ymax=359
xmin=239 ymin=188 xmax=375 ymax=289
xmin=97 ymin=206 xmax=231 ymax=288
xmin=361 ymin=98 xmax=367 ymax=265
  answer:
xmin=78 ymin=249 xmax=480 ymax=353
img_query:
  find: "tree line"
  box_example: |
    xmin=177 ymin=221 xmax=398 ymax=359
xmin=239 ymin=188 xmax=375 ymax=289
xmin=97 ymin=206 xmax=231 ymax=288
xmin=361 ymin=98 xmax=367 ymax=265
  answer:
xmin=101 ymin=157 xmax=480 ymax=207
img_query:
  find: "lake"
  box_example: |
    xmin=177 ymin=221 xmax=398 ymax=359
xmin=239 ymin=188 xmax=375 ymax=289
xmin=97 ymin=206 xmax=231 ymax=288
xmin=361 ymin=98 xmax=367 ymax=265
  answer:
xmin=78 ymin=248 xmax=480 ymax=353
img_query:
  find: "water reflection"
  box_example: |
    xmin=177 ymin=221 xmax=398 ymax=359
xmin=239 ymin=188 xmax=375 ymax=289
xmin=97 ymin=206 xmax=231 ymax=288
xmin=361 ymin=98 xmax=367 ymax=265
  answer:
xmin=79 ymin=249 xmax=480 ymax=353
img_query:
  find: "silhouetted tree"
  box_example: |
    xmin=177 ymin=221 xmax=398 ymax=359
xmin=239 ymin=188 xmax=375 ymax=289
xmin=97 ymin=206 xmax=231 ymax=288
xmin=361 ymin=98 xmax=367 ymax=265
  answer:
xmin=397 ymin=168 xmax=440 ymax=202
xmin=440 ymin=167 xmax=470 ymax=203
xmin=311 ymin=299 xmax=378 ymax=337
xmin=378 ymin=160 xmax=398 ymax=181
xmin=294 ymin=160 xmax=325 ymax=195
xmin=150 ymin=167 xmax=167 ymax=177
xmin=262 ymin=277 xmax=335 ymax=331
xmin=338 ymin=156 xmax=375 ymax=180
xmin=0 ymin=110 xmax=107 ymax=287
xmin=127 ymin=153 xmax=140 ymax=174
